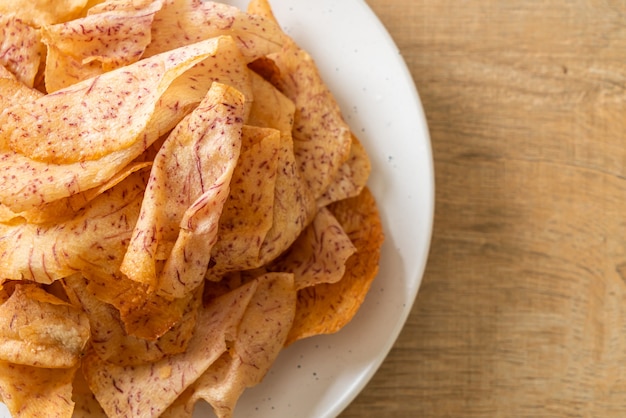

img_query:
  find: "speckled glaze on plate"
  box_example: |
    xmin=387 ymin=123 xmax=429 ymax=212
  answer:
xmin=0 ymin=1 xmax=433 ymax=417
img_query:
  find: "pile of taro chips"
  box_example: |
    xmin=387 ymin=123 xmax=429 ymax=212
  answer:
xmin=0 ymin=0 xmax=384 ymax=416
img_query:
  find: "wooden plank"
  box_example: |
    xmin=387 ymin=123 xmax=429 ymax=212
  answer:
xmin=342 ymin=1 xmax=626 ymax=416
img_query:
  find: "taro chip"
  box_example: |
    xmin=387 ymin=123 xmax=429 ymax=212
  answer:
xmin=286 ymin=187 xmax=384 ymax=345
xmin=0 ymin=14 xmax=45 ymax=87
xmin=0 ymin=75 xmax=43 ymax=119
xmin=0 ymin=0 xmax=88 ymax=27
xmin=0 ymin=361 xmax=78 ymax=418
xmin=207 ymin=71 xmax=316 ymax=280
xmin=0 ymin=171 xmax=145 ymax=285
xmin=270 ymin=207 xmax=356 ymax=290
xmin=250 ymin=77 xmax=317 ymax=267
xmin=0 ymin=36 xmax=231 ymax=213
xmin=210 ymin=125 xmax=280 ymax=271
xmin=72 ymin=368 xmax=107 ymax=418
xmin=83 ymin=280 xmax=258 ymax=418
xmin=84 ymin=271 xmax=193 ymax=340
xmin=0 ymin=65 xmax=15 ymax=80
xmin=248 ymin=0 xmax=353 ymax=199
xmin=145 ymin=0 xmax=284 ymax=61
xmin=0 ymin=284 xmax=89 ymax=368
xmin=4 ymin=161 xmax=151 ymax=225
xmin=3 ymin=37 xmax=226 ymax=165
xmin=63 ymin=274 xmax=201 ymax=365
xmin=87 ymin=0 xmax=157 ymax=13
xmin=273 ymin=38 xmax=353 ymax=199
xmin=180 ymin=273 xmax=296 ymax=418
xmin=121 ymin=82 xmax=245 ymax=297
xmin=317 ymin=132 xmax=372 ymax=208
xmin=42 ymin=0 xmax=163 ymax=92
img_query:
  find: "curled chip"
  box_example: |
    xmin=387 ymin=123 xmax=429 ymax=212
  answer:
xmin=121 ymin=82 xmax=245 ymax=296
xmin=0 ymin=14 xmax=45 ymax=87
xmin=42 ymin=0 xmax=164 ymax=92
xmin=0 ymin=0 xmax=385 ymax=416
xmin=0 ymin=361 xmax=78 ymax=417
xmin=286 ymin=187 xmax=384 ymax=345
xmin=0 ymin=0 xmax=89 ymax=27
xmin=83 ymin=280 xmax=257 ymax=418
xmin=0 ymin=284 xmax=90 ymax=368
xmin=145 ymin=0 xmax=284 ymax=61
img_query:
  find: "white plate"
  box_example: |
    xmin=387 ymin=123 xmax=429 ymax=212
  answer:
xmin=0 ymin=1 xmax=433 ymax=417
xmin=214 ymin=0 xmax=435 ymax=417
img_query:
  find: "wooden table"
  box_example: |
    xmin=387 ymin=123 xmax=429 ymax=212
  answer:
xmin=342 ymin=1 xmax=626 ymax=416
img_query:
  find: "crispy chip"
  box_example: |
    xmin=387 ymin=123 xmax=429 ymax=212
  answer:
xmin=273 ymin=37 xmax=353 ymax=199
xmin=72 ymin=369 xmax=107 ymax=418
xmin=207 ymin=71 xmax=317 ymax=279
xmin=0 ymin=0 xmax=89 ymax=27
xmin=2 ymin=161 xmax=151 ymax=225
xmin=145 ymin=0 xmax=283 ymax=61
xmin=317 ymin=132 xmax=372 ymax=207
xmin=86 ymin=0 xmax=156 ymax=14
xmin=83 ymin=280 xmax=257 ymax=418
xmin=185 ymin=273 xmax=296 ymax=418
xmin=0 ymin=361 xmax=77 ymax=418
xmin=0 ymin=284 xmax=89 ymax=368
xmin=121 ymin=82 xmax=245 ymax=296
xmin=286 ymin=187 xmax=384 ymax=345
xmin=209 ymin=125 xmax=280 ymax=271
xmin=4 ymin=37 xmax=224 ymax=164
xmin=0 ymin=36 xmax=236 ymax=213
xmin=0 ymin=14 xmax=45 ymax=87
xmin=0 ymin=171 xmax=145 ymax=284
xmin=84 ymin=271 xmax=194 ymax=340
xmin=248 ymin=0 xmax=353 ymax=200
xmin=270 ymin=207 xmax=356 ymax=290
xmin=0 ymin=74 xmax=43 ymax=114
xmin=42 ymin=0 xmax=163 ymax=92
xmin=63 ymin=274 xmax=201 ymax=365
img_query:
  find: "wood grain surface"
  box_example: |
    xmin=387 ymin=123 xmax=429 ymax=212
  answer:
xmin=341 ymin=1 xmax=626 ymax=417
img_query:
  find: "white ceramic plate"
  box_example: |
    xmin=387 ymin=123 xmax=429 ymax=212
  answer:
xmin=0 ymin=1 xmax=433 ymax=417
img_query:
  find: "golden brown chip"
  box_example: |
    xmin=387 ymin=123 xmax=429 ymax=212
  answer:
xmin=248 ymin=0 xmax=353 ymax=200
xmin=0 ymin=361 xmax=78 ymax=418
xmin=72 ymin=368 xmax=107 ymax=418
xmin=209 ymin=125 xmax=281 ymax=272
xmin=83 ymin=280 xmax=258 ymax=418
xmin=0 ymin=0 xmax=88 ymax=27
xmin=121 ymin=82 xmax=245 ymax=296
xmin=145 ymin=0 xmax=284 ymax=61
xmin=86 ymin=0 xmax=156 ymax=14
xmin=207 ymin=70 xmax=317 ymax=280
xmin=63 ymin=274 xmax=201 ymax=365
xmin=275 ymin=38 xmax=353 ymax=199
xmin=42 ymin=0 xmax=163 ymax=92
xmin=0 ymin=284 xmax=89 ymax=368
xmin=4 ymin=37 xmax=224 ymax=165
xmin=0 ymin=14 xmax=44 ymax=87
xmin=2 ymin=161 xmax=151 ymax=225
xmin=0 ymin=67 xmax=44 ymax=106
xmin=269 ymin=207 xmax=356 ymax=290
xmin=84 ymin=271 xmax=193 ymax=340
xmin=0 ymin=170 xmax=145 ymax=285
xmin=317 ymin=132 xmax=372 ymax=207
xmin=186 ymin=273 xmax=296 ymax=418
xmin=246 ymin=0 xmax=275 ymax=20
xmin=0 ymin=37 xmax=235 ymax=213
xmin=286 ymin=187 xmax=384 ymax=345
